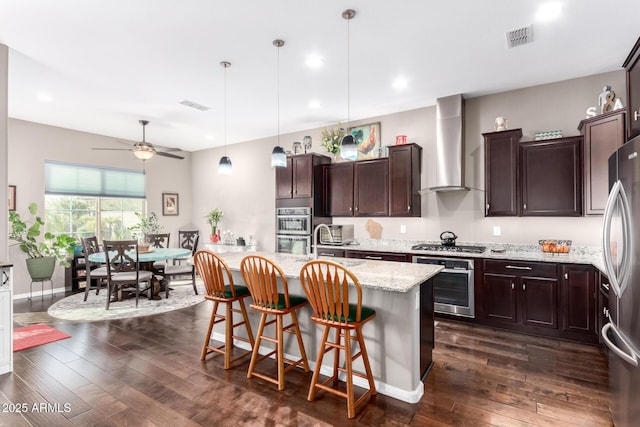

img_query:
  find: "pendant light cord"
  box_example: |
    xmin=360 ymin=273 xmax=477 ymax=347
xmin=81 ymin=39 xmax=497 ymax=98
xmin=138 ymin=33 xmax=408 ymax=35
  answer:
xmin=224 ymin=63 xmax=228 ymax=156
xmin=346 ymin=15 xmax=350 ymax=128
xmin=277 ymin=43 xmax=281 ymax=147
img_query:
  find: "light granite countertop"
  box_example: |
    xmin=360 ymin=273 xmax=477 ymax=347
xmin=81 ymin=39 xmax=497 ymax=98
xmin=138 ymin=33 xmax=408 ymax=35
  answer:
xmin=212 ymin=251 xmax=444 ymax=293
xmin=318 ymin=239 xmax=606 ymax=273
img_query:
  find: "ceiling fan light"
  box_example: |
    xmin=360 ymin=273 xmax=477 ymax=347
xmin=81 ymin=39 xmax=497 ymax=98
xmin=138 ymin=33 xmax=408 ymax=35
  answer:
xmin=133 ymin=148 xmax=155 ymax=160
xmin=271 ymin=146 xmax=287 ymax=167
xmin=218 ymin=155 xmax=232 ymax=175
xmin=340 ymin=134 xmax=358 ymax=161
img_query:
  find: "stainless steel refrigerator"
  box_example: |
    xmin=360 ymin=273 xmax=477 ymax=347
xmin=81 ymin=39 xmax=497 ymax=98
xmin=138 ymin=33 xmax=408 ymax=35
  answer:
xmin=601 ymin=134 xmax=640 ymax=426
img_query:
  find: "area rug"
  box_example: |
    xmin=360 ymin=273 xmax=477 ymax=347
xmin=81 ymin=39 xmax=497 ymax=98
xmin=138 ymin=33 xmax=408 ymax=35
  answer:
xmin=47 ymin=281 xmax=205 ymax=322
xmin=13 ymin=323 xmax=71 ymax=352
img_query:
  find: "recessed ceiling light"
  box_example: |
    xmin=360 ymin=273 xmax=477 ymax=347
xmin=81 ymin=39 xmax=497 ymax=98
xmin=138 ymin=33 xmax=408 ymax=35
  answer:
xmin=308 ymin=100 xmax=321 ymax=109
xmin=536 ymin=2 xmax=562 ymax=22
xmin=37 ymin=94 xmax=53 ymax=102
xmin=305 ymin=54 xmax=323 ymax=68
xmin=392 ymin=77 xmax=408 ymax=89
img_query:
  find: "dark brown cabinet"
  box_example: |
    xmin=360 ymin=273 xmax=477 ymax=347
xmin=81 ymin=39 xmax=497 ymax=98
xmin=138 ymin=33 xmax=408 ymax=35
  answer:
xmin=345 ymin=250 xmax=409 ymax=263
xmin=483 ymin=129 xmax=522 ymax=216
xmin=623 ymin=36 xmax=640 ymax=140
xmin=275 ymin=154 xmax=329 ymax=200
xmin=354 ymin=159 xmax=389 ymax=216
xmin=322 ymin=159 xmax=389 ymax=217
xmin=389 ymin=143 xmax=422 ymax=217
xmin=481 ymin=260 xmax=558 ymax=331
xmin=323 ymin=163 xmax=354 ymax=216
xmin=560 ymin=264 xmax=596 ymax=337
xmin=316 ymin=247 xmax=345 ymax=258
xmin=64 ymin=254 xmax=86 ymax=293
xmin=521 ymin=136 xmax=583 ymax=216
xmin=578 ymin=110 xmax=626 ymax=215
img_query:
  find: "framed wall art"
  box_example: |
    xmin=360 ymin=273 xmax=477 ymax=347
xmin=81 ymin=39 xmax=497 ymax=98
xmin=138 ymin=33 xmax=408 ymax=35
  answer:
xmin=162 ymin=192 xmax=179 ymax=216
xmin=8 ymin=185 xmax=16 ymax=211
xmin=348 ymin=122 xmax=381 ymax=160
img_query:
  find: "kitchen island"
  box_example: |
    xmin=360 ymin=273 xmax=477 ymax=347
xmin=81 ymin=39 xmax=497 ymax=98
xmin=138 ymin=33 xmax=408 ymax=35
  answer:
xmin=210 ymin=251 xmax=443 ymax=403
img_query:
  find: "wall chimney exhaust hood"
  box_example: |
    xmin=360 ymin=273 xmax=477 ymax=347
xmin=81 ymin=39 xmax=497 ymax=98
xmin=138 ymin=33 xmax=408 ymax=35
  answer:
xmin=428 ymin=94 xmax=468 ymax=192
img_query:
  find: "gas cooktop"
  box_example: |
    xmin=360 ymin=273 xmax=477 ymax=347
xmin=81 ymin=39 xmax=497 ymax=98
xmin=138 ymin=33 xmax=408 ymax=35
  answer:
xmin=411 ymin=243 xmax=487 ymax=254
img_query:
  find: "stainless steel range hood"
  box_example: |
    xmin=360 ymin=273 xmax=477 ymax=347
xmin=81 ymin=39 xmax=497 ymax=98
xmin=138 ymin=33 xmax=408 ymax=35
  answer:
xmin=428 ymin=94 xmax=468 ymax=192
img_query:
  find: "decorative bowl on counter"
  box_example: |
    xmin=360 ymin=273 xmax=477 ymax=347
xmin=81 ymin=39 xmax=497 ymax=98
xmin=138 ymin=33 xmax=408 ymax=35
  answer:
xmin=539 ymin=239 xmax=572 ymax=254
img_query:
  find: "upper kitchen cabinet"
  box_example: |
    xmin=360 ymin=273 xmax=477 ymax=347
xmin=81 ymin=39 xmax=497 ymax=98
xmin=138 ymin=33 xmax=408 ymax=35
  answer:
xmin=389 ymin=143 xmax=422 ymax=217
xmin=578 ymin=110 xmax=626 ymax=215
xmin=622 ymin=36 xmax=640 ymax=140
xmin=275 ymin=153 xmax=330 ymax=209
xmin=521 ymin=136 xmax=583 ymax=216
xmin=483 ymin=129 xmax=522 ymax=216
xmin=322 ymin=158 xmax=389 ymax=217
xmin=354 ymin=158 xmax=389 ymax=216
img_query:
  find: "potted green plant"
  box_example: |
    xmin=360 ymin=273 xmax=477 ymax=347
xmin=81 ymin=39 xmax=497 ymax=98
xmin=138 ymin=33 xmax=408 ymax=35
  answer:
xmin=205 ymin=208 xmax=223 ymax=243
xmin=128 ymin=212 xmax=163 ymax=250
xmin=9 ymin=202 xmax=77 ymax=280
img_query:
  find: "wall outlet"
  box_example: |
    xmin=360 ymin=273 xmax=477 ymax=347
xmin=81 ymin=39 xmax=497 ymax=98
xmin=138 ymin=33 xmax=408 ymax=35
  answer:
xmin=493 ymin=226 xmax=501 ymax=236
xmin=400 ymin=225 xmax=407 ymax=234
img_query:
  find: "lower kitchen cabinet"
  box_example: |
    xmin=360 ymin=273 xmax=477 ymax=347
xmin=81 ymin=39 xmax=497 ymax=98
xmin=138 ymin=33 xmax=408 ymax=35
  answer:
xmin=316 ymin=247 xmax=345 ymax=258
xmin=482 ymin=260 xmax=558 ymax=330
xmin=345 ymin=250 xmax=410 ymax=263
xmin=560 ymin=264 xmax=596 ymax=337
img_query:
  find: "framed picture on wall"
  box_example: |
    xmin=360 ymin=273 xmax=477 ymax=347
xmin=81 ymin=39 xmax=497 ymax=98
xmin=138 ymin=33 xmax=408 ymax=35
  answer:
xmin=162 ymin=192 xmax=179 ymax=216
xmin=8 ymin=185 xmax=16 ymax=211
xmin=347 ymin=122 xmax=381 ymax=160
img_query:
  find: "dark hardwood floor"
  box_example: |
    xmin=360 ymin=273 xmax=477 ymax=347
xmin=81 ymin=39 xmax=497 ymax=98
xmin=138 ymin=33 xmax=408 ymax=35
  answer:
xmin=4 ymin=295 xmax=612 ymax=426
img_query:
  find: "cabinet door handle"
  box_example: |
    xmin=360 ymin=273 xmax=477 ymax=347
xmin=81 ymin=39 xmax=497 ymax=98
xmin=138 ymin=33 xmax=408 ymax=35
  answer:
xmin=602 ymin=283 xmax=610 ymax=291
xmin=349 ymin=206 xmax=352 ymax=212
xmin=634 ymin=110 xmax=640 ymax=121
xmin=506 ymin=265 xmax=532 ymax=270
xmin=407 ymin=205 xmax=411 ymax=212
xmin=523 ymin=203 xmax=527 ymax=210
xmin=365 ymin=255 xmax=383 ymax=260
xmin=323 ymin=253 xmax=336 ymax=257
xmin=564 ymin=272 xmax=568 ymax=280
xmin=523 ymin=283 xmax=526 ymax=291
xmin=511 ymin=283 xmax=515 ymax=290
xmin=355 ymin=206 xmax=359 ymax=212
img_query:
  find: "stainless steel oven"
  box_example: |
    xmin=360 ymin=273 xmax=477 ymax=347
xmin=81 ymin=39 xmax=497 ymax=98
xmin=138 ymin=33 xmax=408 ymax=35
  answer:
xmin=276 ymin=207 xmax=312 ymax=235
xmin=276 ymin=234 xmax=311 ymax=255
xmin=413 ymin=256 xmax=475 ymax=318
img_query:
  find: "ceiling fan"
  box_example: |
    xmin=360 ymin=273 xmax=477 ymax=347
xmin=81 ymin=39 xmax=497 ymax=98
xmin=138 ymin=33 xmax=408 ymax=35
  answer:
xmin=93 ymin=120 xmax=184 ymax=160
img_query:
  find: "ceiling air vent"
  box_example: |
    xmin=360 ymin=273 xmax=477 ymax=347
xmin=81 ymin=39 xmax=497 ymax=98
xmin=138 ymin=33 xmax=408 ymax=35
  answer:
xmin=179 ymin=99 xmax=210 ymax=111
xmin=506 ymin=25 xmax=533 ymax=48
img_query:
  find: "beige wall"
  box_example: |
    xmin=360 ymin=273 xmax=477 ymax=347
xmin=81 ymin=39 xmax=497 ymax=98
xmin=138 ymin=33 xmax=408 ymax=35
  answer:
xmin=192 ymin=70 xmax=626 ymax=250
xmin=7 ymin=119 xmax=193 ymax=297
xmin=0 ymin=45 xmax=8 ymax=262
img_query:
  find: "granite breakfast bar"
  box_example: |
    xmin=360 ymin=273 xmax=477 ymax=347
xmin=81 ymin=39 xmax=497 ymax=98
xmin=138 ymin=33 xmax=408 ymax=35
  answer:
xmin=209 ymin=251 xmax=443 ymax=403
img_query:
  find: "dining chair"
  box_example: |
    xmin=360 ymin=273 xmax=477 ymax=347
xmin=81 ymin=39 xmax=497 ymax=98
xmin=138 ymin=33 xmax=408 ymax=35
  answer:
xmin=240 ymin=255 xmax=310 ymax=391
xmin=164 ymin=234 xmax=200 ymax=294
xmin=174 ymin=230 xmax=199 ymax=263
xmin=193 ymin=249 xmax=254 ymax=368
xmin=299 ymin=259 xmax=377 ymax=419
xmin=81 ymin=236 xmax=109 ymax=301
xmin=145 ymin=233 xmax=171 ymax=274
xmin=102 ymin=240 xmax=153 ymax=310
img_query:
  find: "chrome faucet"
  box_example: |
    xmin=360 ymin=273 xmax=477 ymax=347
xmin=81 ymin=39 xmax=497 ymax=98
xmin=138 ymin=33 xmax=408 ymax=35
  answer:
xmin=313 ymin=224 xmax=334 ymax=259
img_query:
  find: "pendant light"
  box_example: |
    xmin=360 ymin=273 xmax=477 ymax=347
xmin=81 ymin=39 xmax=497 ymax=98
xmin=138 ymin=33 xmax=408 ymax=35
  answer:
xmin=340 ymin=9 xmax=358 ymax=161
xmin=271 ymin=39 xmax=287 ymax=168
xmin=218 ymin=61 xmax=233 ymax=175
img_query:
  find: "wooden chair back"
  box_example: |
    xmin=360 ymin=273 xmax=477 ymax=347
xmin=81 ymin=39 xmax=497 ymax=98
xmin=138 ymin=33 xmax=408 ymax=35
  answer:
xmin=299 ymin=260 xmax=364 ymax=325
xmin=102 ymin=240 xmax=140 ymax=275
xmin=240 ymin=255 xmax=292 ymax=311
xmin=81 ymin=236 xmax=101 ymax=263
xmin=146 ymin=233 xmax=170 ymax=248
xmin=193 ymin=249 xmax=238 ymax=299
xmin=178 ymin=230 xmax=199 ymax=251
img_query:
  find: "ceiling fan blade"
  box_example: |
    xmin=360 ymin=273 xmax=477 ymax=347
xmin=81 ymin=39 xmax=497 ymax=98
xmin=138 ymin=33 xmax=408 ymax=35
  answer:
xmin=156 ymin=151 xmax=184 ymax=160
xmin=92 ymin=148 xmax=132 ymax=151
xmin=154 ymin=145 xmax=182 ymax=152
xmin=115 ymin=139 xmax=135 ymax=147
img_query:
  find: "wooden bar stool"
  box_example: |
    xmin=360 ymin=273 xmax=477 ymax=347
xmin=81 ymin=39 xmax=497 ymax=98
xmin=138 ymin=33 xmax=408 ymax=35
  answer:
xmin=193 ymin=249 xmax=254 ymax=369
xmin=299 ymin=259 xmax=377 ymax=419
xmin=240 ymin=255 xmax=310 ymax=391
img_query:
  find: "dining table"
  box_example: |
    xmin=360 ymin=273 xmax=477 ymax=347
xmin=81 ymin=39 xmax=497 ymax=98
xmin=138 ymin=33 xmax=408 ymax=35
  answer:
xmin=88 ymin=247 xmax=192 ymax=300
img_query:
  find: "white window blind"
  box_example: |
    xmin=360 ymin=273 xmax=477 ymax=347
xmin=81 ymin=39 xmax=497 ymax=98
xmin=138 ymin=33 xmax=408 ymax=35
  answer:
xmin=45 ymin=161 xmax=145 ymax=199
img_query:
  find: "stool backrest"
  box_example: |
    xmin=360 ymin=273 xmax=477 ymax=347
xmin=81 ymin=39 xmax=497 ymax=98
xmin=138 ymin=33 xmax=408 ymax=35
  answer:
xmin=193 ymin=249 xmax=236 ymax=298
xmin=240 ymin=255 xmax=291 ymax=310
xmin=299 ymin=260 xmax=363 ymax=324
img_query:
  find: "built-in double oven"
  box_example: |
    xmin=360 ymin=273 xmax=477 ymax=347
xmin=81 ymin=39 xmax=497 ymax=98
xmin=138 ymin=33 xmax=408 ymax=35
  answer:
xmin=275 ymin=207 xmax=312 ymax=255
